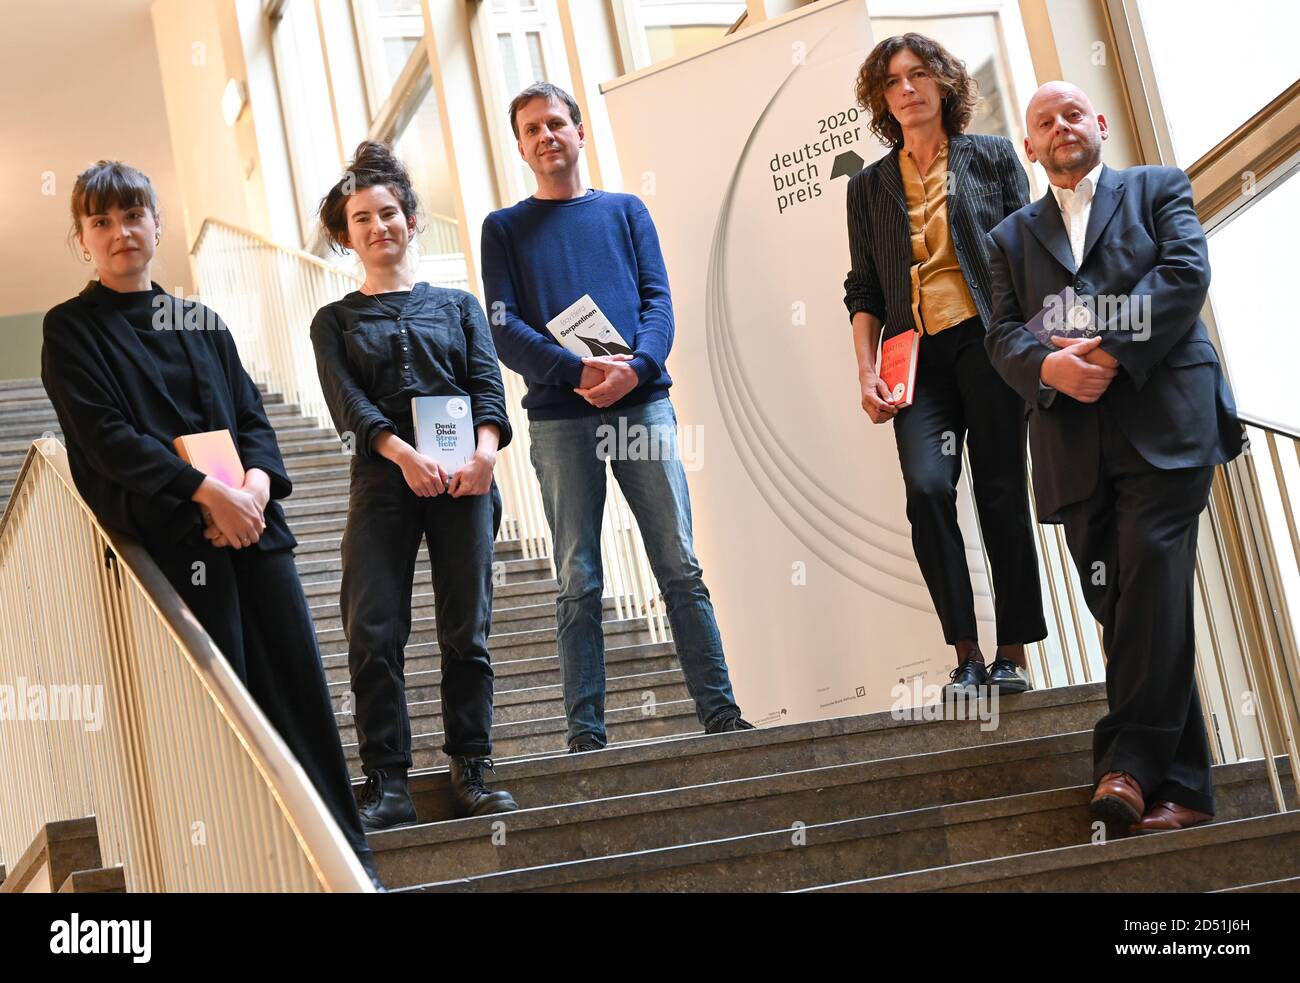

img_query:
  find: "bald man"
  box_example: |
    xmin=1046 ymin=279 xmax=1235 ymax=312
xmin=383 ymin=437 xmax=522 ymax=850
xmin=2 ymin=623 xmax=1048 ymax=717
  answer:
xmin=982 ymin=82 xmax=1243 ymax=835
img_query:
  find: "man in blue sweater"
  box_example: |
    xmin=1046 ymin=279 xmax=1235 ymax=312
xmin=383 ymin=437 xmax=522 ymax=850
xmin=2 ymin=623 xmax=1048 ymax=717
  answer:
xmin=481 ymin=83 xmax=752 ymax=752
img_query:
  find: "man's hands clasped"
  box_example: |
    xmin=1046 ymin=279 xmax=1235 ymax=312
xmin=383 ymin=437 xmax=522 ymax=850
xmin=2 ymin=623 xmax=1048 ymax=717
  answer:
xmin=576 ymin=353 xmax=639 ymax=409
xmin=1041 ymin=335 xmax=1119 ymax=403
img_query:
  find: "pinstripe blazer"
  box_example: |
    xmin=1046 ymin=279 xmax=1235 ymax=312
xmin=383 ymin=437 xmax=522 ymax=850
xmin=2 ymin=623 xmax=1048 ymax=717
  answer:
xmin=843 ymin=131 xmax=1030 ymax=340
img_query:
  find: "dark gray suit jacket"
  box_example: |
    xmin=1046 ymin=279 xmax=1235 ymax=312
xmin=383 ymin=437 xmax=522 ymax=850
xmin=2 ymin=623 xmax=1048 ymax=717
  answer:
xmin=984 ymin=163 xmax=1243 ymax=521
xmin=843 ymin=131 xmax=1030 ymax=338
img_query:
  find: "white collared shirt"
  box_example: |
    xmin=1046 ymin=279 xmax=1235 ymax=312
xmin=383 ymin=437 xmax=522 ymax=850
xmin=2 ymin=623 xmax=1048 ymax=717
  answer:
xmin=1051 ymin=160 xmax=1104 ymax=268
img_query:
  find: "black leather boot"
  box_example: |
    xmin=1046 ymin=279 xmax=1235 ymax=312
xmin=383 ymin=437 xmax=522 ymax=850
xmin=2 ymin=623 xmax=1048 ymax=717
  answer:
xmin=448 ymin=756 xmax=519 ymax=818
xmin=357 ymin=768 xmax=417 ymax=832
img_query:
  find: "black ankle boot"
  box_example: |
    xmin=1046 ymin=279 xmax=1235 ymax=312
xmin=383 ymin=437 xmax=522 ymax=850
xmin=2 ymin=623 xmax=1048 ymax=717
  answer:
xmin=358 ymin=768 xmax=417 ymax=832
xmin=448 ymin=756 xmax=518 ymax=818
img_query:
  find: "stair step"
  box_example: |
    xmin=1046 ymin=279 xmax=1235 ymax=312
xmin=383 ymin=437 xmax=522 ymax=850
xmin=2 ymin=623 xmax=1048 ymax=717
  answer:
xmin=335 ymin=672 xmax=692 ymax=744
xmin=315 ymin=595 xmax=598 ymax=656
xmin=346 ymin=698 xmax=703 ymax=773
xmin=406 ymin=757 xmax=1290 ymax=893
xmin=370 ymin=727 xmax=1101 ymax=888
xmin=328 ymin=641 xmax=683 ymax=710
xmin=384 ymin=682 xmax=1106 ymax=825
xmin=309 ymin=578 xmax=562 ymax=630
xmin=315 ymin=595 xmax=611 ymax=645
xmin=801 ymin=808 xmax=1300 ymax=893
xmin=297 ymin=552 xmax=551 ymax=586
xmin=319 ymin=618 xmax=654 ymax=680
xmin=295 ymin=533 xmax=524 ymax=562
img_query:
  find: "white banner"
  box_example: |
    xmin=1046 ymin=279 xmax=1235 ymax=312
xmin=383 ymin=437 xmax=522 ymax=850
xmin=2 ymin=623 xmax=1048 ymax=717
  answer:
xmin=601 ymin=0 xmax=998 ymax=726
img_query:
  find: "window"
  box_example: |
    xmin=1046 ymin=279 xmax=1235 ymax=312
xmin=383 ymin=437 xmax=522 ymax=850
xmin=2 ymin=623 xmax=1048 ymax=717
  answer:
xmin=1206 ymin=163 xmax=1300 ymax=435
xmin=390 ymin=72 xmax=468 ymax=285
xmin=1136 ymin=0 xmax=1300 ymax=168
xmin=352 ymin=0 xmax=427 ymax=118
xmin=476 ymin=0 xmax=577 ymax=202
xmin=625 ymin=1 xmax=747 ymax=67
xmin=271 ymin=0 xmax=345 ymax=246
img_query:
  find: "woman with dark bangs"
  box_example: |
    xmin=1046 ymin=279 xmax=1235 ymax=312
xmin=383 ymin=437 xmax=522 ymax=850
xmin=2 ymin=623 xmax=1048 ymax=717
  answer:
xmin=842 ymin=34 xmax=1047 ymax=695
xmin=309 ymin=141 xmax=517 ymax=829
xmin=40 ymin=160 xmax=383 ymax=890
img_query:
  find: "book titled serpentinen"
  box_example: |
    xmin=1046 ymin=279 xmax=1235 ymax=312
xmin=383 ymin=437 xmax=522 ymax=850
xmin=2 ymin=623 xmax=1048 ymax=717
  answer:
xmin=545 ymin=294 xmax=634 ymax=357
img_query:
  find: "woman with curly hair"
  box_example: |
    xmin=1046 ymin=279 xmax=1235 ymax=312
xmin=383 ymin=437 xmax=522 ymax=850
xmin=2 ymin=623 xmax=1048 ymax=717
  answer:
xmin=842 ymin=33 xmax=1047 ymax=695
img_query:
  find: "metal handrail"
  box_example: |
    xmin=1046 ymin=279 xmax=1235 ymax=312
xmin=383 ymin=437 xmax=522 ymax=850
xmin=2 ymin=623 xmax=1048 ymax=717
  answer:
xmin=1238 ymin=411 xmax=1300 ymax=443
xmin=0 ymin=438 xmax=370 ymax=892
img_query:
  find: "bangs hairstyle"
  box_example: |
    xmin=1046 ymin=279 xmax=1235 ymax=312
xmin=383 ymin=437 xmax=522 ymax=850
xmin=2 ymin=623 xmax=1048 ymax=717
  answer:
xmin=69 ymin=161 xmax=159 ymax=245
xmin=854 ymin=33 xmax=978 ymax=146
xmin=317 ymin=140 xmax=422 ymax=254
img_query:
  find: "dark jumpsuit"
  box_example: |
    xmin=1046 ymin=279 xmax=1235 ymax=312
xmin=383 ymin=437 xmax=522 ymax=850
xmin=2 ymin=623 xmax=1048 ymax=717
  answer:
xmin=309 ymin=282 xmax=513 ymax=773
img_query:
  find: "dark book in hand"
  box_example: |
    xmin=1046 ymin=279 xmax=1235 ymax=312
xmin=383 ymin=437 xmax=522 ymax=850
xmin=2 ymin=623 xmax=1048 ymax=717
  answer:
xmin=1022 ymin=286 xmax=1099 ymax=347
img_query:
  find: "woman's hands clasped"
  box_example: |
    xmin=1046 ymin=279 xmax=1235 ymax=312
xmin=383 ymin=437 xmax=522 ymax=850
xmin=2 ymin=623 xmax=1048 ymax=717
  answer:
xmin=195 ymin=469 xmax=270 ymax=549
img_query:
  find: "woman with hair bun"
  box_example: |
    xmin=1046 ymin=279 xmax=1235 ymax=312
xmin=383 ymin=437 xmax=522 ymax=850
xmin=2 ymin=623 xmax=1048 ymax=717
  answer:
xmin=40 ymin=160 xmax=383 ymax=889
xmin=310 ymin=141 xmax=517 ymax=828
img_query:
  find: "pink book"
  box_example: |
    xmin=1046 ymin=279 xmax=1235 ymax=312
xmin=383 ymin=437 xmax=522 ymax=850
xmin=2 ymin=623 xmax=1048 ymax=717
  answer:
xmin=174 ymin=430 xmax=245 ymax=488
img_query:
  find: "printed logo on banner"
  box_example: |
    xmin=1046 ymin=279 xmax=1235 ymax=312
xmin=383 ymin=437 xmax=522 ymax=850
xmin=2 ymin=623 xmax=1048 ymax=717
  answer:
xmin=769 ymin=109 xmax=867 ymax=215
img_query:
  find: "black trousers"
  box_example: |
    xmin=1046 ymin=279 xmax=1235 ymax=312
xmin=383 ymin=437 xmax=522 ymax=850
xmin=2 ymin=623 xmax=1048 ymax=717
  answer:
xmin=142 ymin=531 xmax=372 ymax=860
xmin=1057 ymin=403 xmax=1216 ymax=815
xmin=340 ymin=455 xmax=501 ymax=772
xmin=891 ymin=316 xmax=1047 ymax=647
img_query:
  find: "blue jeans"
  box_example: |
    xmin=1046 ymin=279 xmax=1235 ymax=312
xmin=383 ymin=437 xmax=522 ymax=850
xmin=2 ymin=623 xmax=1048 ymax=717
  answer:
xmin=528 ymin=396 xmax=741 ymax=746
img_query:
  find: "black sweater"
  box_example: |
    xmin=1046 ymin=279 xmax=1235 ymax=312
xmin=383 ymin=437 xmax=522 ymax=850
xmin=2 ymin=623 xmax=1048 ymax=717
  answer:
xmin=41 ymin=281 xmax=296 ymax=549
xmin=309 ymin=282 xmax=513 ymax=459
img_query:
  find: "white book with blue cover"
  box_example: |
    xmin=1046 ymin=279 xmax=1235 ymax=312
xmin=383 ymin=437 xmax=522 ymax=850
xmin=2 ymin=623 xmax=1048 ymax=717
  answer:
xmin=545 ymin=294 xmax=635 ymax=358
xmin=411 ymin=395 xmax=474 ymax=472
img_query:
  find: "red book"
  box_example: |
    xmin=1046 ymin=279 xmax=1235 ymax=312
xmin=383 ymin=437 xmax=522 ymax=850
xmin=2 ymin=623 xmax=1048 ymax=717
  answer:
xmin=878 ymin=330 xmax=920 ymax=409
xmin=174 ymin=430 xmax=245 ymax=488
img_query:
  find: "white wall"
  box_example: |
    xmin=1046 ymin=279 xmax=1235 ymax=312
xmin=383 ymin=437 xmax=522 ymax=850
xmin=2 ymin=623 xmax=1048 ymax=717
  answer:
xmin=0 ymin=0 xmax=193 ymax=319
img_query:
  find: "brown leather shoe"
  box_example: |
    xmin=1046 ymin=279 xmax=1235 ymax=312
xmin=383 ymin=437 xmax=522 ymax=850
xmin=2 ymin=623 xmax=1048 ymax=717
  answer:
xmin=1089 ymin=771 xmax=1144 ymax=826
xmin=1128 ymin=801 xmax=1214 ymax=835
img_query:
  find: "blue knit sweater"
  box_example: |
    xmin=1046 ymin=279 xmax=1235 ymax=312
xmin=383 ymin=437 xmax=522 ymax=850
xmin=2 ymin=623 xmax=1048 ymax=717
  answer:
xmin=481 ymin=189 xmax=674 ymax=420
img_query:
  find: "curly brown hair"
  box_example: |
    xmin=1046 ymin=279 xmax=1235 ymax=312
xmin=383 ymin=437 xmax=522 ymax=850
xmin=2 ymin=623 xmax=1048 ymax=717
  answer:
xmin=854 ymin=33 xmax=978 ymax=146
xmin=317 ymin=140 xmax=422 ymax=254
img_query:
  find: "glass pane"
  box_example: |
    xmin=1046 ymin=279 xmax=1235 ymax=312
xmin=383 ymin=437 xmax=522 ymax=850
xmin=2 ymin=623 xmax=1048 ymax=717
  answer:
xmin=638 ymin=1 xmax=746 ymax=65
xmin=526 ymin=31 xmax=545 ymax=81
xmin=1137 ymin=0 xmax=1300 ymax=167
xmin=498 ymin=34 xmax=521 ymax=94
xmin=353 ymin=0 xmax=426 ymax=116
xmin=1207 ymin=167 xmax=1300 ymax=433
xmin=273 ymin=0 xmax=343 ymax=246
xmin=392 ymin=73 xmax=462 ymax=260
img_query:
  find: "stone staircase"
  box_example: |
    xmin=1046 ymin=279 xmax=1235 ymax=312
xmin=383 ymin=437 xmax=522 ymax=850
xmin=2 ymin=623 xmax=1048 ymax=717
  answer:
xmin=3 ymin=376 xmax=1297 ymax=893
